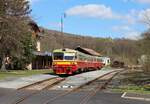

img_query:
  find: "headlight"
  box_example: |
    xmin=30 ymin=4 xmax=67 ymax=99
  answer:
xmin=71 ymin=62 xmax=77 ymax=65
xmin=53 ymin=62 xmax=57 ymax=65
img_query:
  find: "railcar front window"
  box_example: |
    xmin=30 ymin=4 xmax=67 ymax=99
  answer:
xmin=64 ymin=53 xmax=75 ymax=60
xmin=64 ymin=56 xmax=74 ymax=60
xmin=53 ymin=53 xmax=64 ymax=60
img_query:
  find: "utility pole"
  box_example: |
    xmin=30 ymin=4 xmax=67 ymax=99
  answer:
xmin=61 ymin=14 xmax=64 ymax=34
xmin=61 ymin=13 xmax=66 ymax=48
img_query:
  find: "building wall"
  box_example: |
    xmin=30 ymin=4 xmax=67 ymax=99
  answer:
xmin=32 ymin=56 xmax=52 ymax=69
xmin=36 ymin=40 xmax=41 ymax=51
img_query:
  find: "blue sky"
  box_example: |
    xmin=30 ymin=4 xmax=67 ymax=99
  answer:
xmin=29 ymin=0 xmax=150 ymax=39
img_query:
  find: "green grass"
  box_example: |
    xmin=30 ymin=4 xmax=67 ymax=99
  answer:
xmin=109 ymin=69 xmax=150 ymax=94
xmin=111 ymin=85 xmax=150 ymax=94
xmin=0 ymin=69 xmax=53 ymax=80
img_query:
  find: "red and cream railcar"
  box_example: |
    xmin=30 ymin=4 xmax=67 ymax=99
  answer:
xmin=52 ymin=48 xmax=103 ymax=75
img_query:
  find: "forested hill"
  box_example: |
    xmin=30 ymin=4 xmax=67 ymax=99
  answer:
xmin=40 ymin=28 xmax=113 ymax=53
xmin=40 ymin=28 xmax=140 ymax=64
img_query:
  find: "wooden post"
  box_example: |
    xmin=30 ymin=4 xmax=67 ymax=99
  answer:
xmin=43 ymin=57 xmax=45 ymax=69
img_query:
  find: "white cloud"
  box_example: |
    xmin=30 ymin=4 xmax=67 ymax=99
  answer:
xmin=124 ymin=14 xmax=136 ymax=25
xmin=135 ymin=0 xmax=150 ymax=3
xmin=111 ymin=8 xmax=150 ymax=40
xmin=112 ymin=23 xmax=142 ymax=40
xmin=125 ymin=31 xmax=141 ymax=40
xmin=138 ymin=9 xmax=150 ymax=24
xmin=66 ymin=4 xmax=120 ymax=19
xmin=123 ymin=0 xmax=150 ymax=4
xmin=65 ymin=4 xmax=140 ymax=24
xmin=119 ymin=9 xmax=147 ymax=25
xmin=112 ymin=25 xmax=131 ymax=32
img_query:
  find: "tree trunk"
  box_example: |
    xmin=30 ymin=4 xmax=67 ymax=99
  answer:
xmin=0 ymin=56 xmax=7 ymax=71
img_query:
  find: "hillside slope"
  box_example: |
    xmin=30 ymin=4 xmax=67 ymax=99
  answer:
xmin=40 ymin=28 xmax=139 ymax=64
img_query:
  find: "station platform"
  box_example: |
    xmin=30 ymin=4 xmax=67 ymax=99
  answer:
xmin=0 ymin=74 xmax=57 ymax=89
xmin=0 ymin=68 xmax=122 ymax=90
xmin=51 ymin=68 xmax=122 ymax=90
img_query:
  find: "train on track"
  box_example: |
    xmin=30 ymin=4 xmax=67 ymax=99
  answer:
xmin=52 ymin=48 xmax=104 ymax=75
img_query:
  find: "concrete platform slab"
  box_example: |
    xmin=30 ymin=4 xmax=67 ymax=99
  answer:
xmin=51 ymin=68 xmax=122 ymax=90
xmin=0 ymin=74 xmax=58 ymax=89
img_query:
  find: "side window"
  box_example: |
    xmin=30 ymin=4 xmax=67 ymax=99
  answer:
xmin=79 ymin=54 xmax=83 ymax=61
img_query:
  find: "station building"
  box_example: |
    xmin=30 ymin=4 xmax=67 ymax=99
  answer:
xmin=75 ymin=46 xmax=101 ymax=56
xmin=28 ymin=21 xmax=52 ymax=70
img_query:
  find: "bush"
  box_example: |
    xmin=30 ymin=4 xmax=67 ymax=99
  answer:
xmin=144 ymin=84 xmax=150 ymax=91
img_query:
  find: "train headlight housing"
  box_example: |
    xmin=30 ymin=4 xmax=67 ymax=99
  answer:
xmin=71 ymin=62 xmax=77 ymax=65
xmin=53 ymin=62 xmax=57 ymax=65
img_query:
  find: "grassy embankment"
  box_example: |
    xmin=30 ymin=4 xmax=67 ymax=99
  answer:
xmin=112 ymin=85 xmax=150 ymax=94
xmin=0 ymin=69 xmax=53 ymax=80
xmin=109 ymin=69 xmax=150 ymax=94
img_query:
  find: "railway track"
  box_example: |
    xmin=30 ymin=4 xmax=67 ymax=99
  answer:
xmin=42 ymin=70 xmax=121 ymax=104
xmin=79 ymin=71 xmax=119 ymax=104
xmin=7 ymin=69 xmax=122 ymax=104
xmin=11 ymin=77 xmax=65 ymax=104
